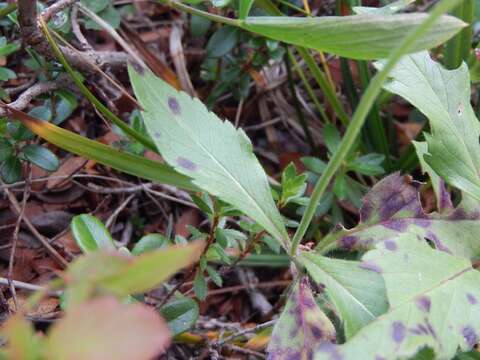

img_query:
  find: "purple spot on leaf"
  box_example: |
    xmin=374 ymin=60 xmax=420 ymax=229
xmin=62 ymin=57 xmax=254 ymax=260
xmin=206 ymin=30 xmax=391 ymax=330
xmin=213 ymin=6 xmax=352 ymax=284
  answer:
xmin=339 ymin=236 xmax=358 ymax=250
xmin=153 ymin=131 xmax=161 ymax=138
xmin=382 ymin=219 xmax=409 ymax=232
xmin=462 ymin=326 xmax=478 ymax=348
xmin=311 ymin=325 xmax=323 ymax=340
xmin=176 ymin=157 xmax=197 ymax=171
xmin=439 ymin=180 xmax=453 ymax=211
xmin=359 ymin=261 xmax=382 ymax=274
xmin=375 ymin=356 xmax=386 ymax=360
xmin=168 ymin=97 xmax=181 ymax=115
xmin=413 ymin=219 xmax=430 ymax=228
xmin=467 ymin=293 xmax=478 ymax=305
xmin=415 ymin=296 xmax=431 ymax=312
xmin=317 ymin=342 xmax=343 ymax=360
xmin=425 ymin=231 xmax=452 ymax=254
xmin=392 ymin=322 xmax=406 ymax=343
xmin=384 ymin=240 xmax=397 ymax=251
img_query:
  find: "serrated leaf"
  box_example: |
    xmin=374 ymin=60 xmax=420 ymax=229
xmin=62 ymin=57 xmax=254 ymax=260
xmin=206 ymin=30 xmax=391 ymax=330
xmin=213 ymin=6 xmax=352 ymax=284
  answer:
xmin=300 ymin=252 xmax=388 ymax=339
xmin=320 ymin=173 xmax=480 ymax=259
xmin=129 ymin=67 xmax=289 ymax=249
xmin=267 ymin=276 xmax=336 ymax=360
xmin=316 ymin=235 xmax=480 ymax=359
xmin=413 ymin=141 xmax=452 ymax=212
xmin=376 ymin=52 xmax=480 ymax=201
xmin=241 ymin=13 xmax=465 ymax=60
xmin=71 ymin=214 xmax=116 ymax=253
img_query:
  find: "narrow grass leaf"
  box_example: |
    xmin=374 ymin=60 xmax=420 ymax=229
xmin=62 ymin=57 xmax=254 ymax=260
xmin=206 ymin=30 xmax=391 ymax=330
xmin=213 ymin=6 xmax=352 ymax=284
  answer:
xmin=241 ymin=13 xmax=465 ymax=60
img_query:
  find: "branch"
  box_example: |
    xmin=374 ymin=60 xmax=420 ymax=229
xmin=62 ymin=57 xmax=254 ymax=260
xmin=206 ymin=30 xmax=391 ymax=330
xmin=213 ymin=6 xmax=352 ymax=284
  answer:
xmin=17 ymin=0 xmax=129 ymax=73
xmin=0 ymin=75 xmax=71 ymax=117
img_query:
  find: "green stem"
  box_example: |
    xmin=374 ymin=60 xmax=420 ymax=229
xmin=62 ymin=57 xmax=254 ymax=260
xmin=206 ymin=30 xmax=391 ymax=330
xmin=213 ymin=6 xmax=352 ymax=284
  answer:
xmin=443 ymin=0 xmax=474 ymax=69
xmin=165 ymin=0 xmax=242 ymax=26
xmin=284 ymin=46 xmax=316 ymax=150
xmin=39 ymin=18 xmax=157 ymax=152
xmin=289 ymin=0 xmax=465 ymax=256
xmin=288 ymin=50 xmax=330 ymax=124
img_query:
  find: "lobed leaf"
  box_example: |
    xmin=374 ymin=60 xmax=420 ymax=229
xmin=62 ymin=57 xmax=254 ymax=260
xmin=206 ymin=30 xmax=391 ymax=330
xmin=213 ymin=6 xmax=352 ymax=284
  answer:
xmin=241 ymin=13 xmax=465 ymax=60
xmin=129 ymin=66 xmax=289 ymax=249
xmin=319 ymin=173 xmax=480 ymax=259
xmin=316 ymin=235 xmax=480 ymax=359
xmin=375 ymin=52 xmax=480 ymax=201
xmin=267 ymin=276 xmax=336 ymax=360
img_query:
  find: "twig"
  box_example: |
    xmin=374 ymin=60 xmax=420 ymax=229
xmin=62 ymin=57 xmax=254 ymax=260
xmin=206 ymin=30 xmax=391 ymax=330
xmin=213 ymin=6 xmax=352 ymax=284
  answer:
xmin=105 ymin=193 xmax=135 ymax=229
xmin=0 ymin=277 xmax=61 ymax=296
xmin=214 ymin=320 xmax=276 ymax=347
xmin=225 ymin=344 xmax=266 ymax=359
xmin=2 ymin=187 xmax=69 ymax=268
xmin=0 ymin=75 xmax=71 ymax=116
xmin=70 ymin=4 xmax=92 ymax=51
xmin=18 ymin=0 xmax=128 ymax=73
xmin=7 ymin=169 xmax=31 ymax=312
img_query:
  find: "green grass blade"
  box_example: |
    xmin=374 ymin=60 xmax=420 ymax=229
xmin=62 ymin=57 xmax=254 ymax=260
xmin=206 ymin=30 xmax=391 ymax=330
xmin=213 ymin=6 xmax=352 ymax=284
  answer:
xmin=6 ymin=106 xmax=198 ymax=191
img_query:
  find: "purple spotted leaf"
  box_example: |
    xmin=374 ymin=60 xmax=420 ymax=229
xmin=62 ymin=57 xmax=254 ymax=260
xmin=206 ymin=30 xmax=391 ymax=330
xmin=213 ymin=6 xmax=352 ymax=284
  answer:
xmin=316 ymin=234 xmax=480 ymax=359
xmin=300 ymin=252 xmax=388 ymax=339
xmin=318 ymin=173 xmax=480 ymax=259
xmin=129 ymin=67 xmax=289 ymax=249
xmin=267 ymin=276 xmax=336 ymax=360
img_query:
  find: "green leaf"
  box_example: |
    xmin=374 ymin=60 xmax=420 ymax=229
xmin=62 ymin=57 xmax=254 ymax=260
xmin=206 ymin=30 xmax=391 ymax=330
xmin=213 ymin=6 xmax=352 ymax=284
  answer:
xmin=241 ymin=13 xmax=465 ymax=60
xmin=300 ymin=252 xmax=388 ymax=339
xmin=319 ymin=173 xmax=480 ymax=259
xmin=1 ymin=155 xmax=21 ymax=184
xmin=280 ymin=163 xmax=307 ymax=206
xmin=318 ymin=235 xmax=480 ymax=359
xmin=10 ymin=107 xmax=198 ymax=192
xmin=21 ymin=144 xmax=59 ymax=172
xmin=346 ymin=153 xmax=385 ymax=176
xmin=206 ymin=265 xmax=222 ymax=287
xmin=80 ymin=0 xmax=109 ymax=13
xmin=129 ymin=66 xmax=289 ymax=249
xmin=323 ymin=123 xmax=341 ymax=154
xmin=160 ymin=294 xmax=199 ymax=336
xmin=206 ymin=25 xmax=239 ymax=58
xmin=413 ymin=141 xmax=452 ymax=212
xmin=131 ymin=233 xmax=171 ymax=255
xmin=0 ymin=67 xmax=15 ymax=81
xmin=100 ymin=241 xmax=205 ymax=296
xmin=1 ymin=315 xmax=44 ymax=360
xmin=71 ymin=214 xmax=116 ymax=253
xmin=193 ymin=269 xmax=208 ymax=300
xmin=267 ymin=276 xmax=336 ymax=359
xmin=239 ymin=0 xmax=254 ymax=19
xmin=376 ymin=51 xmax=480 ymax=201
xmin=352 ymin=0 xmax=415 ymax=15
xmin=0 ymin=138 xmax=12 ymax=162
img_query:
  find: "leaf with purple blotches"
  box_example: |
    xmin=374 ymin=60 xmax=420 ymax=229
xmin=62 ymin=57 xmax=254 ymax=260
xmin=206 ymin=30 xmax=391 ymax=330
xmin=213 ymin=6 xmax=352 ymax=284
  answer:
xmin=129 ymin=66 xmax=289 ymax=250
xmin=319 ymin=173 xmax=480 ymax=259
xmin=315 ymin=234 xmax=480 ymax=359
xmin=300 ymin=252 xmax=387 ymax=339
xmin=267 ymin=277 xmax=336 ymax=360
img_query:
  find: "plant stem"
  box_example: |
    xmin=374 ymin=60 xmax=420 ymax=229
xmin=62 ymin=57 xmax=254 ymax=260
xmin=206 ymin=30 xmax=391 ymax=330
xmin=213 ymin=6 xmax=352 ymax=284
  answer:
xmin=38 ymin=17 xmax=158 ymax=152
xmin=284 ymin=46 xmax=316 ymax=150
xmin=289 ymin=0 xmax=465 ymax=256
xmin=164 ymin=0 xmax=242 ymax=26
xmin=443 ymin=0 xmax=474 ymax=69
